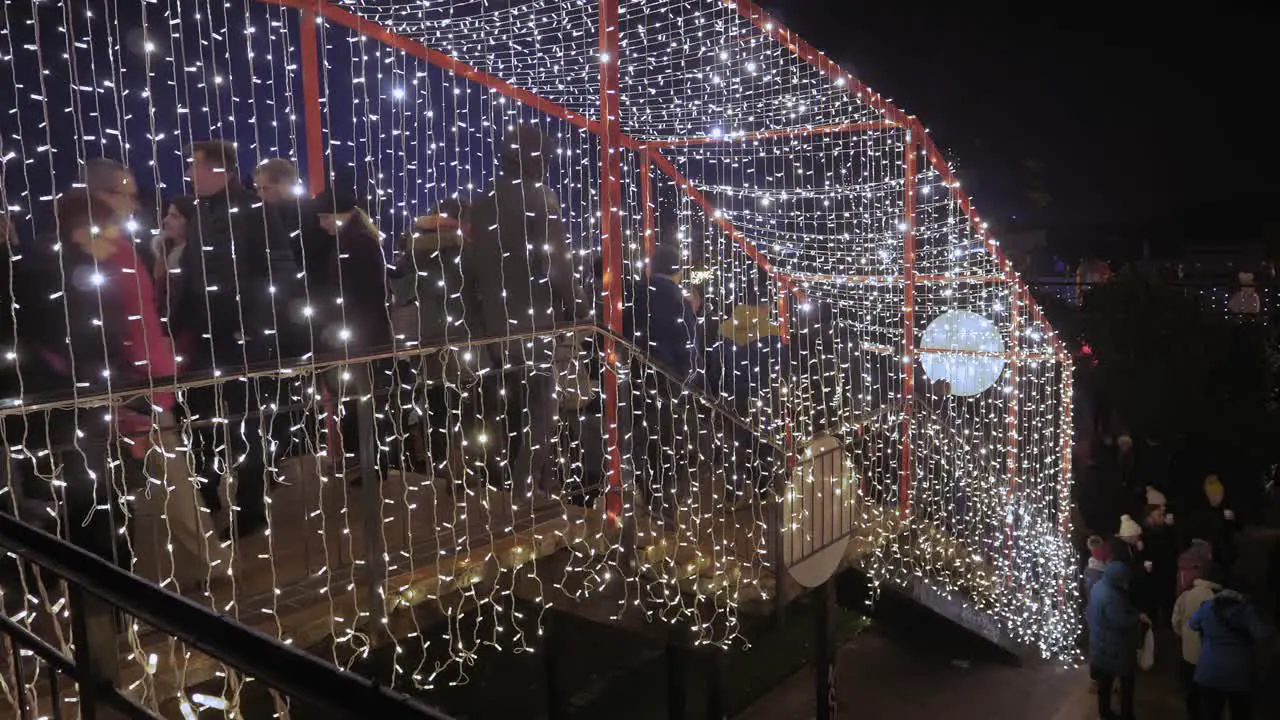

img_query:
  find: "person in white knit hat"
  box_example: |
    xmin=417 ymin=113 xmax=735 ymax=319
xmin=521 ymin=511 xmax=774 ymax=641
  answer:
xmin=1141 ymin=492 xmax=1178 ymax=624
xmin=1117 ymin=514 xmax=1143 ymax=545
xmin=1111 ymin=513 xmax=1156 ymax=625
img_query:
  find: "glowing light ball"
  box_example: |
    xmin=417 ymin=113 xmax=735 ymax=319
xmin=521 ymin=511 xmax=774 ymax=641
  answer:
xmin=919 ymin=310 xmax=1007 ymax=397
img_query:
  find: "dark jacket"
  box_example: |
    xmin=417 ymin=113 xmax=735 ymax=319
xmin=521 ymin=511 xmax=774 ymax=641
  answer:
xmin=315 ymin=218 xmax=391 ymax=357
xmin=1191 ymin=503 xmax=1238 ymax=568
xmin=273 ymin=200 xmax=330 ymax=281
xmin=630 ymin=274 xmax=697 ymax=379
xmin=171 ymin=181 xmax=301 ymax=373
xmin=13 ymin=232 xmax=177 ymax=429
xmin=1141 ymin=523 xmax=1177 ymax=601
xmin=1189 ymin=589 xmax=1268 ymax=693
xmin=1087 ymin=562 xmax=1143 ymax=676
xmin=461 ymin=175 xmax=585 ymax=364
xmin=389 ymin=224 xmax=466 ymax=345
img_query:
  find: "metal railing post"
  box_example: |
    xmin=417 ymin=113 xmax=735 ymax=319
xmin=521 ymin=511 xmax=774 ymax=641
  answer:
xmin=357 ymin=374 xmax=388 ymax=634
xmin=68 ymin=584 xmax=122 ymax=720
xmin=814 ymin=576 xmax=838 ymax=720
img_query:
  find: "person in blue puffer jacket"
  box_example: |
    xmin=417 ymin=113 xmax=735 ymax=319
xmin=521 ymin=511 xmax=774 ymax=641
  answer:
xmin=1087 ymin=561 xmax=1147 ymax=720
xmin=1189 ymin=585 xmax=1269 ymax=720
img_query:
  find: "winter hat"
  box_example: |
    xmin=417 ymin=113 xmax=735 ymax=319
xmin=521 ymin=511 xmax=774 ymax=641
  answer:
xmin=1090 ymin=541 xmax=1112 ymax=563
xmin=1145 ymin=486 xmax=1167 ymax=507
xmin=1117 ymin=514 xmax=1143 ymax=540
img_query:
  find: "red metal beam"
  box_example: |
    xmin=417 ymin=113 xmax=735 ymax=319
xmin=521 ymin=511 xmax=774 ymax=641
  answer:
xmin=298 ymin=4 xmax=326 ymax=196
xmin=644 ymin=121 xmax=899 ymax=149
xmin=648 ymin=150 xmax=778 ymax=280
xmin=640 ymin=147 xmax=655 ymax=274
xmin=786 ymin=272 xmax=1009 ymax=286
xmin=264 ymin=0 xmax=801 ymax=317
xmin=261 ymin=0 xmax=599 ymax=134
xmin=1057 ymin=363 xmax=1075 ymax=613
xmin=1005 ymin=279 xmax=1022 ymax=548
xmin=900 ymin=134 xmax=918 ymax=518
xmin=599 ymin=0 xmax=624 ymax=519
xmin=731 ymin=1 xmax=912 ymax=127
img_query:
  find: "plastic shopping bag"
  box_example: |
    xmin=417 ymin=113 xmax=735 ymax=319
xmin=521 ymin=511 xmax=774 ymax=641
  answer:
xmin=1137 ymin=627 xmax=1155 ymax=671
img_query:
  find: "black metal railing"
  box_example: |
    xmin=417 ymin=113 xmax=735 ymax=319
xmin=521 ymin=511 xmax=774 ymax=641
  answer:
xmin=0 ymin=511 xmax=455 ymax=720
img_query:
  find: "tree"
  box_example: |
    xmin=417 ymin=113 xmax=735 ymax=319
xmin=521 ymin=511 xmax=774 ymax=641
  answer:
xmin=1078 ymin=271 xmax=1278 ymax=511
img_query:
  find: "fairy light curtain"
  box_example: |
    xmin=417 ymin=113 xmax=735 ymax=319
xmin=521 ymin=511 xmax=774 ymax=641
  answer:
xmin=0 ymin=0 xmax=1077 ymax=714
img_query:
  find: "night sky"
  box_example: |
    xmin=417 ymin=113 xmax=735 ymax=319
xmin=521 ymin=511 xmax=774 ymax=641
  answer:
xmin=759 ymin=2 xmax=1277 ymax=256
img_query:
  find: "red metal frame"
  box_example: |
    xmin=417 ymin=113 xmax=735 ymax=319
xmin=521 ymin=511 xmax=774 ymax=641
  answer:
xmin=1006 ymin=281 xmax=1022 ymax=491
xmin=730 ymin=0 xmax=910 ymax=127
xmin=640 ymin=147 xmax=655 ymax=272
xmin=729 ymin=0 xmax=1063 ymax=358
xmin=644 ymin=121 xmax=899 ymax=149
xmin=1057 ymin=363 xmax=1075 ymax=611
xmin=298 ymin=4 xmax=326 ymax=195
xmin=1004 ymin=280 xmax=1022 ymax=581
xmin=263 ymin=0 xmax=599 ymax=134
xmin=269 ymin=1 xmax=1074 ymax=559
xmin=296 ymin=3 xmax=346 ymax=468
xmin=899 ymin=132 xmax=917 ymax=517
xmin=599 ymin=0 xmax=625 ymax=519
xmin=265 ymin=0 xmax=790 ymax=303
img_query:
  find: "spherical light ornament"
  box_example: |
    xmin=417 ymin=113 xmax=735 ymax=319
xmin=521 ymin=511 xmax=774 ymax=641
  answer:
xmin=920 ymin=310 xmax=1006 ymax=397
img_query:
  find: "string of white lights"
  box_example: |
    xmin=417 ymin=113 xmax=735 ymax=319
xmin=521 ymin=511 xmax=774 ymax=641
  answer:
xmin=0 ymin=0 xmax=1077 ymax=714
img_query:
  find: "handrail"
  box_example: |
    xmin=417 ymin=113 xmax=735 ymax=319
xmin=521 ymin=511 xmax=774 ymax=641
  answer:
xmin=0 ymin=323 xmax=600 ymax=416
xmin=0 ymin=323 xmax=790 ymax=455
xmin=0 ymin=512 xmax=456 ymax=720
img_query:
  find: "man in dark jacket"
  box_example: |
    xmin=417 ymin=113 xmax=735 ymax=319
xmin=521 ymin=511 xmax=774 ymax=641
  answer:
xmin=311 ymin=189 xmax=392 ymax=480
xmin=1140 ymin=499 xmax=1178 ymax=625
xmin=627 ymin=244 xmax=701 ymax=507
xmin=254 ymin=158 xmax=329 ymax=289
xmin=461 ymin=126 xmax=587 ymax=498
xmin=630 ymin=244 xmax=699 ymax=380
xmin=1193 ymin=474 xmax=1239 ymax=572
xmin=179 ymin=139 xmax=301 ymax=538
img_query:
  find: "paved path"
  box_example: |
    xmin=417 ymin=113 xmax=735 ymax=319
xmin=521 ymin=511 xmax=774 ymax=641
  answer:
xmin=736 ymin=603 xmax=1273 ymax=720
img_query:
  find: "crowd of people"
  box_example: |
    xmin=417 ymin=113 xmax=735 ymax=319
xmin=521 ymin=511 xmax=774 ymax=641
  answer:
xmin=0 ymin=127 xmax=603 ymax=589
xmin=1082 ymin=463 xmax=1274 ymax=719
xmin=0 ymin=125 xmax=819 ymax=606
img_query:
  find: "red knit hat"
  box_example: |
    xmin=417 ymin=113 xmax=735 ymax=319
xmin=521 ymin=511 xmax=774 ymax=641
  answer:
xmin=1090 ymin=542 xmax=1112 ymax=563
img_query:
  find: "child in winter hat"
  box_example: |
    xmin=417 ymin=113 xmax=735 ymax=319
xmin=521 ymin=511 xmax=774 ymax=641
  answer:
xmin=1084 ymin=536 xmax=1112 ymax=598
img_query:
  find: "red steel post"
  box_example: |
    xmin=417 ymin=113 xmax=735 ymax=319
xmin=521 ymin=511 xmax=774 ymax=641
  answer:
xmin=1005 ymin=279 xmax=1022 ymax=583
xmin=299 ymin=4 xmax=326 ymax=196
xmin=599 ymin=0 xmax=624 ymax=519
xmin=640 ymin=147 xmax=655 ymax=273
xmin=297 ymin=4 xmax=344 ymax=469
xmin=899 ymin=130 xmax=917 ymax=517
